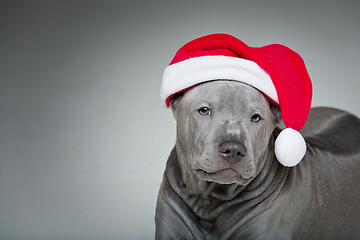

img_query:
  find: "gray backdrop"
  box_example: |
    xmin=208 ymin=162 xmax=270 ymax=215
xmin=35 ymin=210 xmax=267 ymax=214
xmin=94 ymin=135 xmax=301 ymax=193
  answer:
xmin=1 ymin=1 xmax=359 ymax=239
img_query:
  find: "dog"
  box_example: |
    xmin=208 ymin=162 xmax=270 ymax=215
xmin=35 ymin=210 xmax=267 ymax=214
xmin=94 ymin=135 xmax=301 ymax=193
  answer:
xmin=155 ymin=80 xmax=360 ymax=240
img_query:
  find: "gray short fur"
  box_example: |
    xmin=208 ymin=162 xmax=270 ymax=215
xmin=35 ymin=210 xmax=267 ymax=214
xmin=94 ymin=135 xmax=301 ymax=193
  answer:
xmin=155 ymin=81 xmax=360 ymax=240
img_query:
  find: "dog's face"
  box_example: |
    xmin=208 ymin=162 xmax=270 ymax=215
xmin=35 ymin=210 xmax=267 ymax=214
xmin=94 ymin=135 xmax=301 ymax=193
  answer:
xmin=171 ymin=81 xmax=281 ymax=185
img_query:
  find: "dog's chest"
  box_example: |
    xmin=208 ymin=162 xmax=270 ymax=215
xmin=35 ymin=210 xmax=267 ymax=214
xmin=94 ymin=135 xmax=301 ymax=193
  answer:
xmin=187 ymin=195 xmax=220 ymax=218
xmin=184 ymin=193 xmax=283 ymax=239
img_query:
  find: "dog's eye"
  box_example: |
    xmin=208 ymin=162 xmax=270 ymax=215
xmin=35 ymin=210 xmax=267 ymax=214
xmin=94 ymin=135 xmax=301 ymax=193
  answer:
xmin=251 ymin=114 xmax=261 ymax=122
xmin=197 ymin=107 xmax=211 ymax=116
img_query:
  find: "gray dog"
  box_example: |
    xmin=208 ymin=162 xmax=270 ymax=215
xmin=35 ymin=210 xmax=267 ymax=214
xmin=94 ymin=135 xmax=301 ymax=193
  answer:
xmin=155 ymin=80 xmax=360 ymax=239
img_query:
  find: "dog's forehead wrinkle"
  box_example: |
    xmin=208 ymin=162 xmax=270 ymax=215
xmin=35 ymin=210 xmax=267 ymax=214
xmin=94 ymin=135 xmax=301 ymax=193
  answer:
xmin=181 ymin=81 xmax=270 ymax=118
xmin=222 ymin=84 xmax=268 ymax=113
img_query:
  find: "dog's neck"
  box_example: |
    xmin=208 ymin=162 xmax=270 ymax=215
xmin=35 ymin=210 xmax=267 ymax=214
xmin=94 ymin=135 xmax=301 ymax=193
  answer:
xmin=165 ymin=134 xmax=289 ymax=221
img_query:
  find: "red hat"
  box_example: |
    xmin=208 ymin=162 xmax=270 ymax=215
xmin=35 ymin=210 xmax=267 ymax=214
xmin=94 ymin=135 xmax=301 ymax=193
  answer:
xmin=160 ymin=33 xmax=312 ymax=167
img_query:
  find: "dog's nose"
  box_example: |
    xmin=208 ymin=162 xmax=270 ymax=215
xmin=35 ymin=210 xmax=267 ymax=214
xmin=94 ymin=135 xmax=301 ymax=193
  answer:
xmin=219 ymin=141 xmax=246 ymax=162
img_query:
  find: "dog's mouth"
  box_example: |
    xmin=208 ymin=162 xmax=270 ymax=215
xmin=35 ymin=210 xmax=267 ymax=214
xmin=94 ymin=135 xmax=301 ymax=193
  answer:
xmin=195 ymin=168 xmax=250 ymax=185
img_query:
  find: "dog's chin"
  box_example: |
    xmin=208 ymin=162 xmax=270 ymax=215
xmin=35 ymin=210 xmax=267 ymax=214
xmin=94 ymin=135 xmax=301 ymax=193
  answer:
xmin=195 ymin=168 xmax=253 ymax=185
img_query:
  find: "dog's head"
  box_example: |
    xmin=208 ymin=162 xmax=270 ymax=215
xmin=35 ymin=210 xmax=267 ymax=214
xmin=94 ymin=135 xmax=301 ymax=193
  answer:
xmin=171 ymin=80 xmax=282 ymax=185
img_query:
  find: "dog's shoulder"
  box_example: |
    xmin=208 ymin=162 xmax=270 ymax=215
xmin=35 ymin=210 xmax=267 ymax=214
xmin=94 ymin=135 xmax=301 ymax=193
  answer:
xmin=300 ymin=107 xmax=360 ymax=154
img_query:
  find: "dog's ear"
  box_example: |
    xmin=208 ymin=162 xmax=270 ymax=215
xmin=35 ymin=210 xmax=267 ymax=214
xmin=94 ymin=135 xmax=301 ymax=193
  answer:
xmin=169 ymin=92 xmax=184 ymax=112
xmin=270 ymin=101 xmax=282 ymax=124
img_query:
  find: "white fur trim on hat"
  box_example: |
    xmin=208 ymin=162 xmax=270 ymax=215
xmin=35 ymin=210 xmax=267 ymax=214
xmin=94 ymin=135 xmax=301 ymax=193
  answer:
xmin=160 ymin=55 xmax=279 ymax=104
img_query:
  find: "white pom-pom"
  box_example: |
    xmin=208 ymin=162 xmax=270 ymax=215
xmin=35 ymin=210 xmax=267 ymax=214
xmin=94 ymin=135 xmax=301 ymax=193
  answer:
xmin=275 ymin=128 xmax=306 ymax=167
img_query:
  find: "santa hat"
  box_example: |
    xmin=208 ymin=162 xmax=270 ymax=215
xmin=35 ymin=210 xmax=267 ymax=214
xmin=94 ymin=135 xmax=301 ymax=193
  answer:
xmin=160 ymin=33 xmax=312 ymax=167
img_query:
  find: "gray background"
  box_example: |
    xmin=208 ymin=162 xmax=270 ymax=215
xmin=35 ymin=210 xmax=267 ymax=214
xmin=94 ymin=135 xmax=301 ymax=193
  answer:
xmin=1 ymin=0 xmax=359 ymax=239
